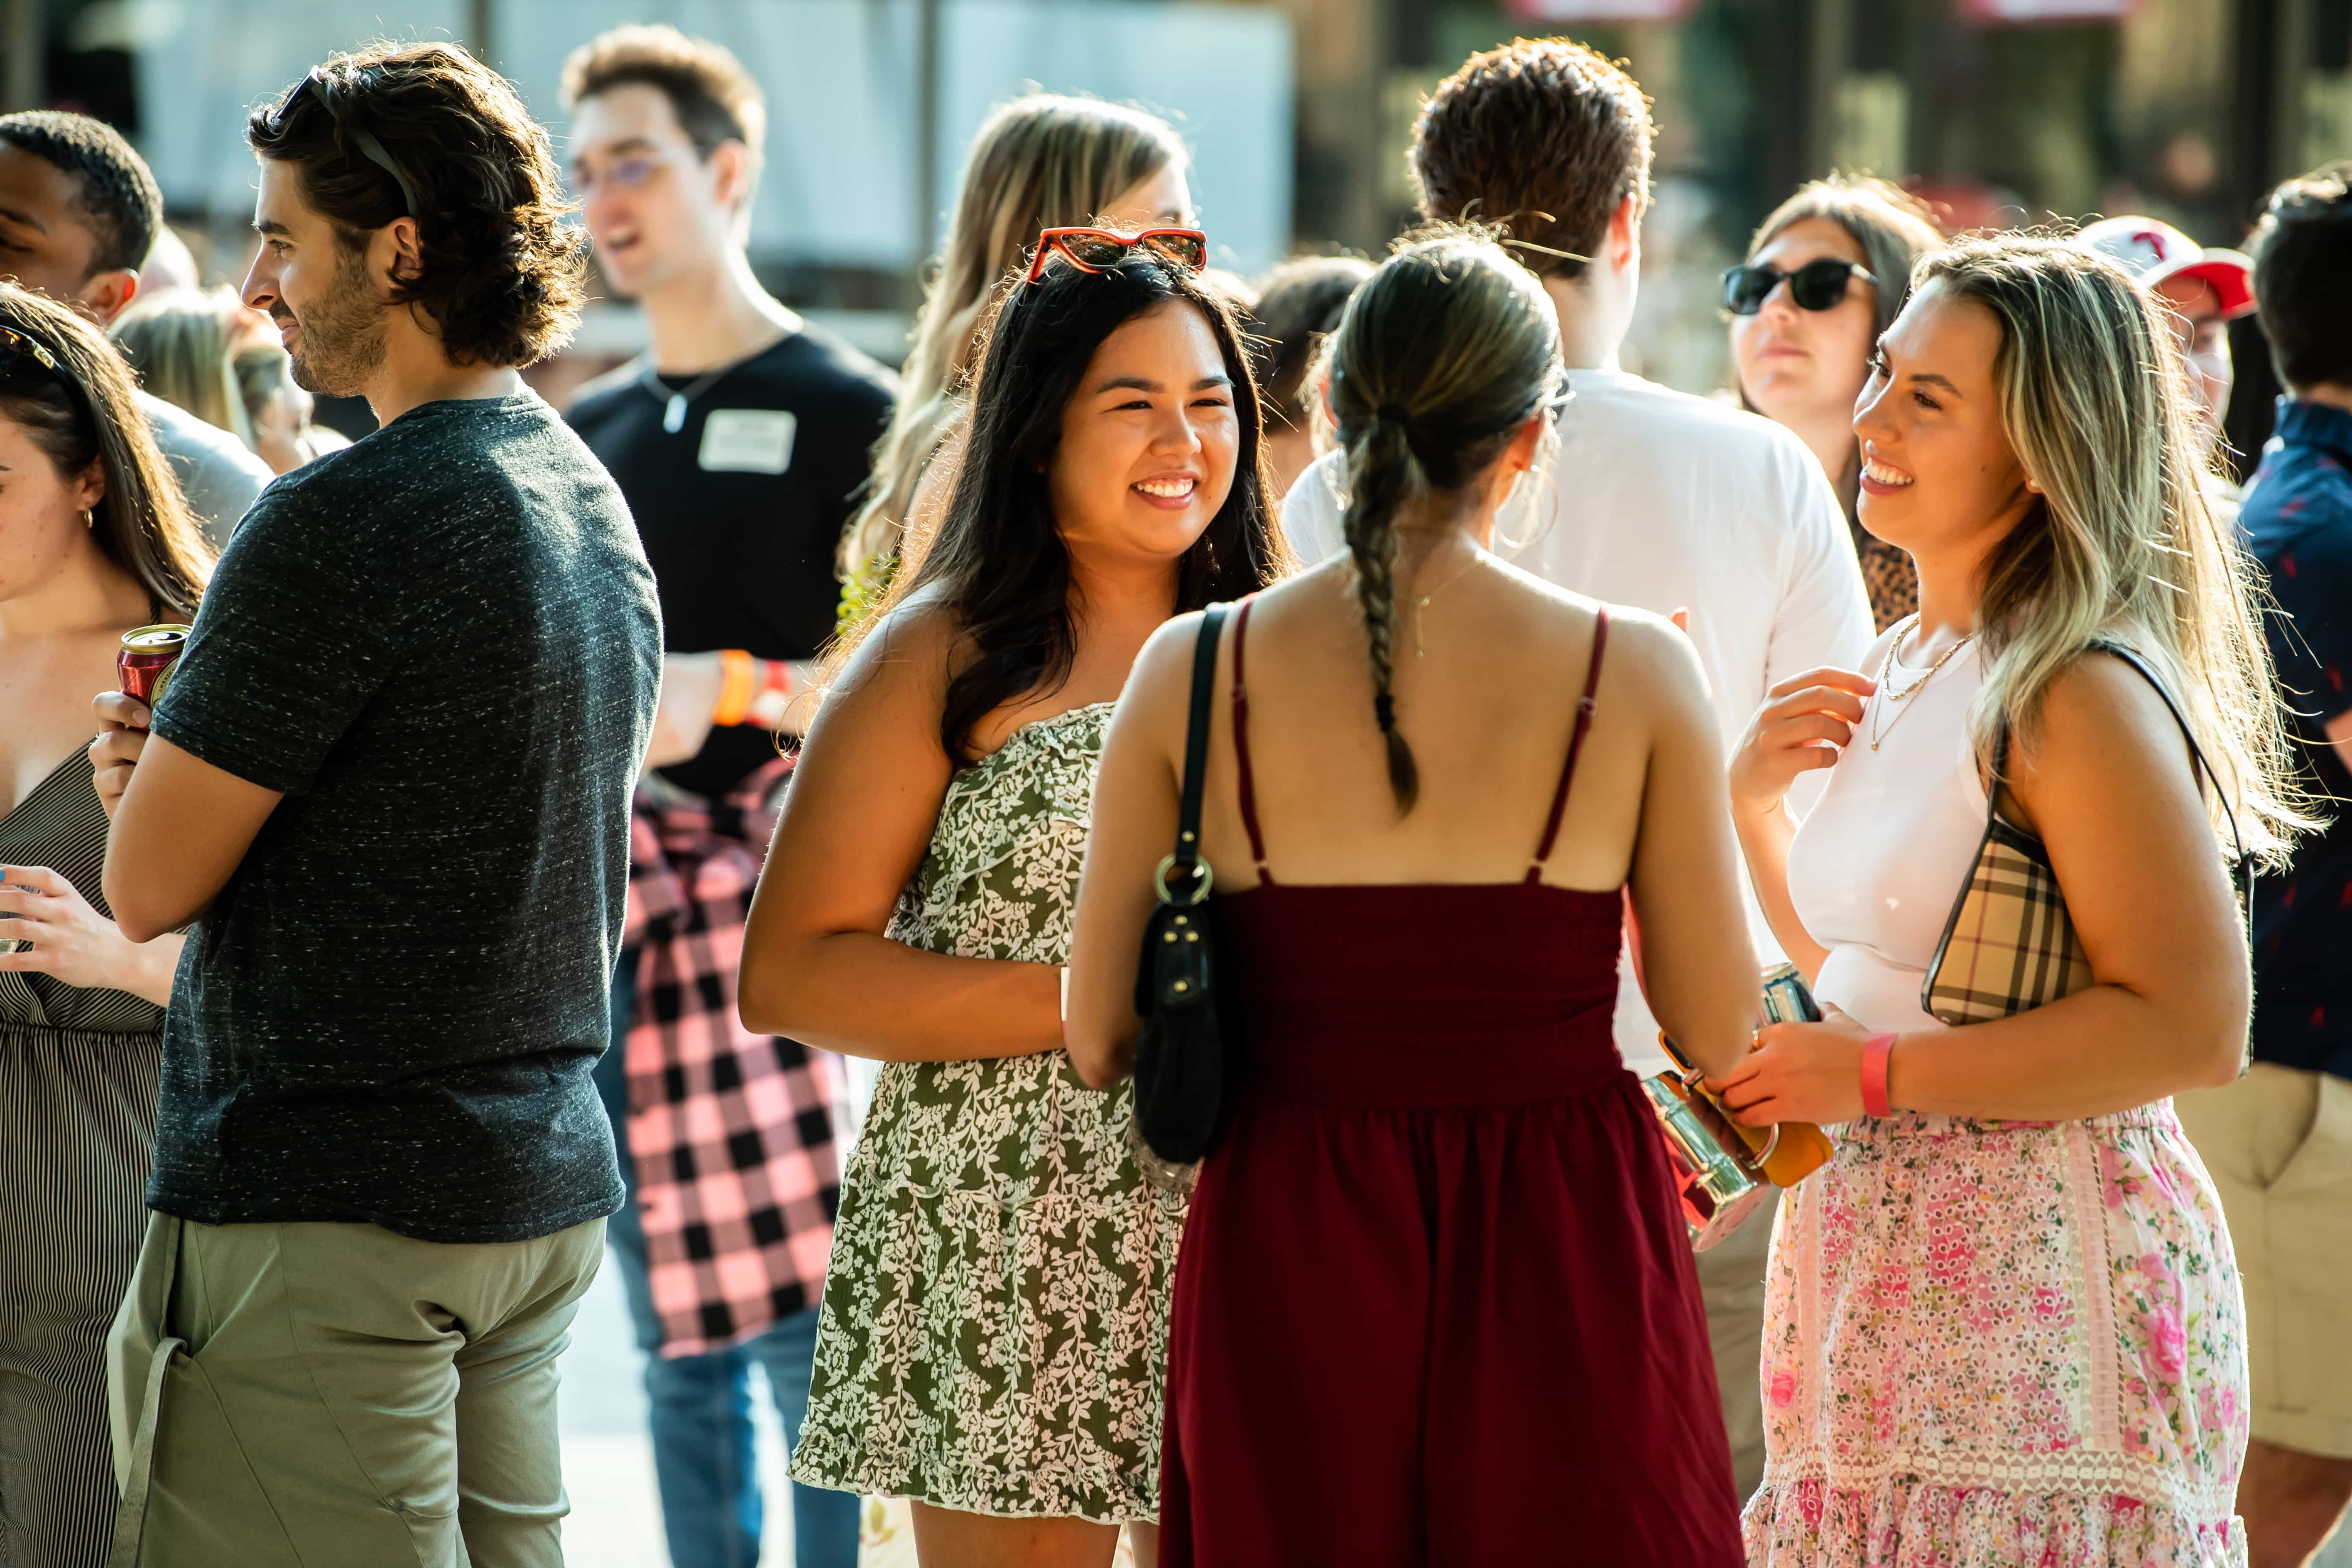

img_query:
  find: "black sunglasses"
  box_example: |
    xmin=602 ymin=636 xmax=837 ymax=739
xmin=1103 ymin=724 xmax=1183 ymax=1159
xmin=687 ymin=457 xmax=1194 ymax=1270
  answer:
xmin=273 ymin=71 xmax=422 ymax=218
xmin=1721 ymin=258 xmax=1874 ymax=316
xmin=0 ymin=324 xmax=83 ymax=405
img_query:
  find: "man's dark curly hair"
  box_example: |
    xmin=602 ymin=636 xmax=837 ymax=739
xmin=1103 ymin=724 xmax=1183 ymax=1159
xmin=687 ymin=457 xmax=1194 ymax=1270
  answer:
xmin=0 ymin=111 xmax=162 ymax=277
xmin=1411 ymin=39 xmax=1655 ymax=282
xmin=247 ymin=42 xmax=585 ymax=368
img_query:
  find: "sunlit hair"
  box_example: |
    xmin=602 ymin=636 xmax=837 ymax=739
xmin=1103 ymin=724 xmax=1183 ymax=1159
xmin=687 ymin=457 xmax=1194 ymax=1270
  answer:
xmin=110 ymin=286 xmax=257 ymax=451
xmin=1918 ymin=234 xmax=2311 ymax=863
xmin=840 ymin=94 xmax=1187 ymax=589
xmin=248 ymin=42 xmax=586 ymax=369
xmin=0 ymin=281 xmax=210 ymax=613
xmin=836 ymin=248 xmax=1287 ymax=766
xmin=1745 ymin=174 xmax=1943 ymax=348
xmin=1324 ymin=227 xmax=1565 ymax=812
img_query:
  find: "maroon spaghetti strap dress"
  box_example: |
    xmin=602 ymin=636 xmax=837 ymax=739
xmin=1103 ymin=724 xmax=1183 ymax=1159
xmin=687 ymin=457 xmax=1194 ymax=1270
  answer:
xmin=1157 ymin=599 xmax=1742 ymax=1568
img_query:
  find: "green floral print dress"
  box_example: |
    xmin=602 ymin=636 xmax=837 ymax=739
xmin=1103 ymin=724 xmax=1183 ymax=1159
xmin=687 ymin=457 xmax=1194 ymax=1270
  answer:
xmin=789 ymin=703 xmax=1189 ymax=1523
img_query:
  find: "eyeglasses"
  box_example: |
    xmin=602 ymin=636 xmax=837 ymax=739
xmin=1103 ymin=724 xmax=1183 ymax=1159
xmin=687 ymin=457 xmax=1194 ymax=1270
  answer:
xmin=273 ymin=71 xmax=422 ymax=219
xmin=572 ymin=153 xmax=674 ymax=196
xmin=1025 ymin=227 xmax=1209 ymax=284
xmin=1720 ymin=258 xmax=1874 ymax=316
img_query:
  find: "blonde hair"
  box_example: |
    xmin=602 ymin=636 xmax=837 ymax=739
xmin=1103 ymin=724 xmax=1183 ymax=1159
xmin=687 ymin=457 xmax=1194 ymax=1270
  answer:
xmin=840 ymin=93 xmax=1186 ymax=588
xmin=110 ymin=286 xmax=254 ymax=450
xmin=1324 ymin=227 xmax=1565 ymax=811
xmin=1921 ymin=235 xmax=2311 ymax=864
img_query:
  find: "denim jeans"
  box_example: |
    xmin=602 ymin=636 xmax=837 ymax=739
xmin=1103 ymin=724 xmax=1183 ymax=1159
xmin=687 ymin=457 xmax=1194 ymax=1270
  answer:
xmin=599 ymin=953 xmax=860 ymax=1568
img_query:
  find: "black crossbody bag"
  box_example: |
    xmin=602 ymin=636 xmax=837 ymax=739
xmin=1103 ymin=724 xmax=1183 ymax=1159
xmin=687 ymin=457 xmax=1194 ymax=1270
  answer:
xmin=1131 ymin=604 xmax=1239 ymax=1164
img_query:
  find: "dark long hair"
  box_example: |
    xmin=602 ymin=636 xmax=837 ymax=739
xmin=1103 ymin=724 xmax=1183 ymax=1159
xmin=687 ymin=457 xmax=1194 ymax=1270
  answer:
xmin=1326 ymin=229 xmax=1563 ymax=812
xmin=0 ymin=281 xmax=209 ymax=614
xmin=859 ymin=246 xmax=1288 ymax=765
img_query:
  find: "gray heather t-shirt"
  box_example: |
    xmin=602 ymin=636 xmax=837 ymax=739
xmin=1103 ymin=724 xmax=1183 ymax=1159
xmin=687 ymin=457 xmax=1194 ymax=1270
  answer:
xmin=148 ymin=392 xmax=661 ymax=1244
xmin=138 ymin=389 xmax=273 ymax=550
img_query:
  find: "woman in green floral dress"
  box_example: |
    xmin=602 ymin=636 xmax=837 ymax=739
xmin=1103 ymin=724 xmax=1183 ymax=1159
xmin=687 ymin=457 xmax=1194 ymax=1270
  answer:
xmin=741 ymin=238 xmax=1288 ymax=1565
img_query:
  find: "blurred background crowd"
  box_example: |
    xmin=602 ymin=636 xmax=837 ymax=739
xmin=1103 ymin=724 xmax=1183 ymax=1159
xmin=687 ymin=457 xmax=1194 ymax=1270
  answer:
xmin=3 ymin=0 xmax=2341 ymax=469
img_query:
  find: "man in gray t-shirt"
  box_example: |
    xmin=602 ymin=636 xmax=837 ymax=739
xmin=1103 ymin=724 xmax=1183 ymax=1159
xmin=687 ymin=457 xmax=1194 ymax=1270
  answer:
xmin=87 ymin=46 xmax=659 ymax=1563
xmin=0 ymin=112 xmax=274 ymax=546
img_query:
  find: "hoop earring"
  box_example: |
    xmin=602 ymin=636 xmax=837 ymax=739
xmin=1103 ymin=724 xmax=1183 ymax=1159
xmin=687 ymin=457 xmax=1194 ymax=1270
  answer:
xmin=1493 ymin=421 xmax=1562 ymax=554
xmin=82 ymin=509 xmax=93 ymax=531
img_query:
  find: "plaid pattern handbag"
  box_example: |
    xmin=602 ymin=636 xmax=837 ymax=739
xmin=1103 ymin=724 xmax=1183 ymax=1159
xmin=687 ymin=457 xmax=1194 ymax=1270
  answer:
xmin=1922 ymin=642 xmax=2251 ymax=1027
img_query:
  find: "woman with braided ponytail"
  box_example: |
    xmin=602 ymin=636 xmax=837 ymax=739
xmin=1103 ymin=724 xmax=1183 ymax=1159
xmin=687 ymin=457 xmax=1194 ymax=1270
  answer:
xmin=1067 ymin=229 xmax=1763 ymax=1564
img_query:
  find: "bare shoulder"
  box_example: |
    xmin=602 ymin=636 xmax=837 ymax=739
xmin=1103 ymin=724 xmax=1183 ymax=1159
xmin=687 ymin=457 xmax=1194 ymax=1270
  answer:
xmin=812 ymin=593 xmax=959 ymax=748
xmin=1131 ymin=609 xmax=1212 ymax=704
xmin=2007 ymin=645 xmax=2197 ymax=814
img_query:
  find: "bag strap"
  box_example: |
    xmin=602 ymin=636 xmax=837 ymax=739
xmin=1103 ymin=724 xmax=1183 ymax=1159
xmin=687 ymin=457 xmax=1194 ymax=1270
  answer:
xmin=2089 ymin=640 xmax=2254 ymax=908
xmin=1160 ymin=603 xmax=1230 ymax=904
xmin=1988 ymin=640 xmax=2253 ymax=908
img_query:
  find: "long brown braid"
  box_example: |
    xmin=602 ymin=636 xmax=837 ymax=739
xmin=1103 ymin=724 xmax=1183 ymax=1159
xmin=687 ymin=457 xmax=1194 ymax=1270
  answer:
xmin=1339 ymin=409 xmax=1419 ymax=806
xmin=1326 ymin=227 xmax=1565 ymax=813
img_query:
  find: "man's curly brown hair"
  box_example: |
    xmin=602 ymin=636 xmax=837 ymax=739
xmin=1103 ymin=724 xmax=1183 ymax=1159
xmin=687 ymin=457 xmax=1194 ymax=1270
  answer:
xmin=247 ymin=42 xmax=586 ymax=368
xmin=1410 ymin=39 xmax=1655 ymax=282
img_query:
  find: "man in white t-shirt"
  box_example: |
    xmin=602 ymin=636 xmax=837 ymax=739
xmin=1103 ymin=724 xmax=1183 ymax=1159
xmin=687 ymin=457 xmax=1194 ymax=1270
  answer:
xmin=1282 ymin=39 xmax=1873 ymax=1498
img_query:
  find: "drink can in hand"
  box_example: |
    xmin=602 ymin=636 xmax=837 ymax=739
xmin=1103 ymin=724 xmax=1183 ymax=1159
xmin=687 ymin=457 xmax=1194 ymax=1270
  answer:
xmin=1761 ymin=961 xmax=1824 ymax=1025
xmin=117 ymin=623 xmax=192 ymax=710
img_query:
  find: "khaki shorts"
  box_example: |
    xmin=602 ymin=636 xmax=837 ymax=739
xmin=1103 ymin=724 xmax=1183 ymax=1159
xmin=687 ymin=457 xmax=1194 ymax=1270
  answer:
xmin=2177 ymin=1063 xmax=2352 ymax=1459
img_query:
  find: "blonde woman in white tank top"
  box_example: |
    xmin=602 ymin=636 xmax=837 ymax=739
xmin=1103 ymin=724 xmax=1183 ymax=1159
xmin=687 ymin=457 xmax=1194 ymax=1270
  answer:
xmin=1712 ymin=239 xmax=2314 ymax=1565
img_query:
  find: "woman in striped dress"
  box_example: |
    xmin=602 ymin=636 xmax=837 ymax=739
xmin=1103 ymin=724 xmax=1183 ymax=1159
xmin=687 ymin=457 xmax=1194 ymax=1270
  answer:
xmin=0 ymin=283 xmax=212 ymax=1568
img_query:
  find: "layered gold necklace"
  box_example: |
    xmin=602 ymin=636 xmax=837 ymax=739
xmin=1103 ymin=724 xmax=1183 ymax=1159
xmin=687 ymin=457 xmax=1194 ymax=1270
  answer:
xmin=1869 ymin=616 xmax=1974 ymax=751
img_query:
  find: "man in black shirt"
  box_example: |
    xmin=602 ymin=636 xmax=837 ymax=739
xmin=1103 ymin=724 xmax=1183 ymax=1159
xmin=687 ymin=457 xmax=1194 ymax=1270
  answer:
xmin=91 ymin=44 xmax=659 ymax=1565
xmin=558 ymin=27 xmax=892 ymax=1568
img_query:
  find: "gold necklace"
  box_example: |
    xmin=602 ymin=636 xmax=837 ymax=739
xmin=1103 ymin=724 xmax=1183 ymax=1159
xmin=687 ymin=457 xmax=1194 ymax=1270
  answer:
xmin=1869 ymin=618 xmax=1974 ymax=751
xmin=1408 ymin=550 xmax=1484 ymax=658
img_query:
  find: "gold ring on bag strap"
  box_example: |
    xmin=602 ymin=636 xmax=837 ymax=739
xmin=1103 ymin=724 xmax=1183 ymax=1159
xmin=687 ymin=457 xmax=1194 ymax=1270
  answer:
xmin=1153 ymin=854 xmax=1214 ymax=906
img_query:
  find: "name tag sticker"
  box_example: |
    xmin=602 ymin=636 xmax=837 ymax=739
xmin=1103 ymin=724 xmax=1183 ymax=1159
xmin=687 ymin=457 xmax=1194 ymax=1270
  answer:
xmin=698 ymin=409 xmax=797 ymax=475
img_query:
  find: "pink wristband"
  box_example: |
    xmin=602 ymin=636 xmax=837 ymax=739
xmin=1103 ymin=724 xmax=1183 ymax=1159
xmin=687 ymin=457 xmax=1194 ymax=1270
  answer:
xmin=1860 ymin=1033 xmax=1897 ymax=1119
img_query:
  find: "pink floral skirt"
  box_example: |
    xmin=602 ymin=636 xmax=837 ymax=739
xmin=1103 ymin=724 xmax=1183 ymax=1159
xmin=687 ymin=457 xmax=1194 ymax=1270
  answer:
xmin=1743 ymin=1104 xmax=2248 ymax=1568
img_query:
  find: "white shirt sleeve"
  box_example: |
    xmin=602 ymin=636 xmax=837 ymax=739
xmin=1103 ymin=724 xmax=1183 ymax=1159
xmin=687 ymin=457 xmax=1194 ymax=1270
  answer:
xmin=1276 ymin=452 xmax=1347 ymax=568
xmin=1764 ymin=439 xmax=1876 ymax=689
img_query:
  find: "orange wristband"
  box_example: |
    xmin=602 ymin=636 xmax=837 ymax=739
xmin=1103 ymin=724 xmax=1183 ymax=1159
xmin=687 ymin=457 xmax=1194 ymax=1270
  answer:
xmin=712 ymin=648 xmax=757 ymax=727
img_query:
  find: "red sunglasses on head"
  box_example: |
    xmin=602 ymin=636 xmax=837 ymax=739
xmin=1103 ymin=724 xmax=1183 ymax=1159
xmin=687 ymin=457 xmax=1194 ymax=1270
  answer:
xmin=1024 ymin=226 xmax=1209 ymax=283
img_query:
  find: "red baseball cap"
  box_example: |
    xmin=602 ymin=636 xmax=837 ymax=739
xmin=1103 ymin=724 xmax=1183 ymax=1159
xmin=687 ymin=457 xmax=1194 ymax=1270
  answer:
xmin=2073 ymin=216 xmax=2255 ymax=318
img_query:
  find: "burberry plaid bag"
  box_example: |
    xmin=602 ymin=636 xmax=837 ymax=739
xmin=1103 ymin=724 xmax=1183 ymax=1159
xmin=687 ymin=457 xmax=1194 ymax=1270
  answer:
xmin=1922 ymin=642 xmax=2251 ymax=1027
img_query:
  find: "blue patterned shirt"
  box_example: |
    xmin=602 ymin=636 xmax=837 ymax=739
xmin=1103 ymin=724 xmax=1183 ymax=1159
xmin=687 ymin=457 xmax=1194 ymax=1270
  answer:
xmin=2241 ymin=397 xmax=2352 ymax=1080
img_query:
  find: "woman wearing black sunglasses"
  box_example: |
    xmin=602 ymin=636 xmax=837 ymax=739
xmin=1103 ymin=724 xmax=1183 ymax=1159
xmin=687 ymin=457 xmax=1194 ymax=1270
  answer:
xmin=0 ymin=281 xmax=210 ymax=1568
xmin=1726 ymin=176 xmax=1943 ymax=632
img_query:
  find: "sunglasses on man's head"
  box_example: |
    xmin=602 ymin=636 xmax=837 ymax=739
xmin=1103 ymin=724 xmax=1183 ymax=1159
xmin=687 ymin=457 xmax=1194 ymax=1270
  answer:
xmin=1720 ymin=257 xmax=1875 ymax=316
xmin=272 ymin=70 xmax=422 ymax=219
xmin=1025 ymin=227 xmax=1209 ymax=284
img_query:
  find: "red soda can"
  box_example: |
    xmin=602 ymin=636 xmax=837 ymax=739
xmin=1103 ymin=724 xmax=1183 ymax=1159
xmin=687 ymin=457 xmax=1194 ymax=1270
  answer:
xmin=117 ymin=623 xmax=192 ymax=710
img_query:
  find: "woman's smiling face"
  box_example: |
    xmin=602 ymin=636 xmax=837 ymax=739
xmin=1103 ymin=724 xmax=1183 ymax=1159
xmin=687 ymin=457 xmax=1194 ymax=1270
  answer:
xmin=1851 ymin=275 xmax=2037 ymax=569
xmin=1047 ymin=299 xmax=1238 ymax=571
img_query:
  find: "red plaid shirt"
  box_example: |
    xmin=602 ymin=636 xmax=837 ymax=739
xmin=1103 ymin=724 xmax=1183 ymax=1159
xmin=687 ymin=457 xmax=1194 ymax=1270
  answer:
xmin=623 ymin=758 xmax=843 ymax=1358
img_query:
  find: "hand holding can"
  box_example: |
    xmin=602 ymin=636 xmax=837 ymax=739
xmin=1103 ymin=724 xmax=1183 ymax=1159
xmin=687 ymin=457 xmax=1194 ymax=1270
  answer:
xmin=90 ymin=624 xmax=187 ymax=818
xmin=116 ymin=623 xmax=191 ymax=711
